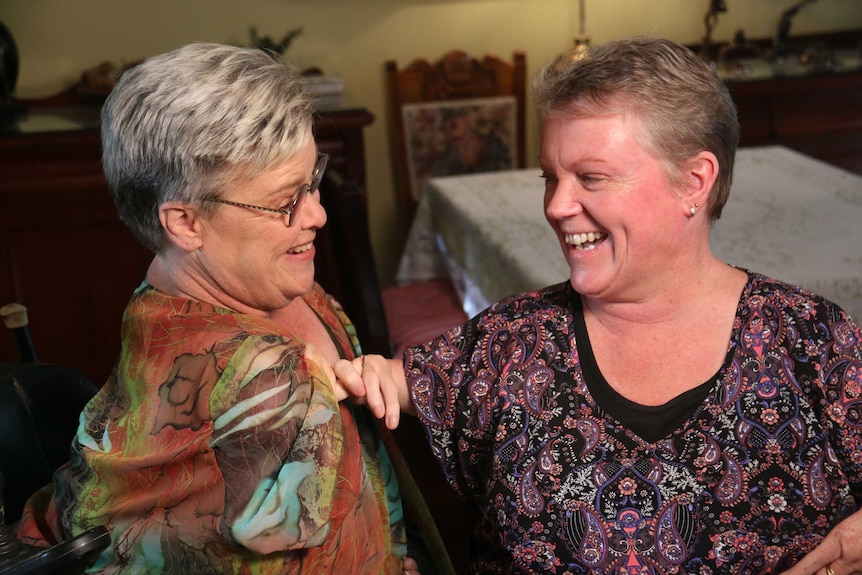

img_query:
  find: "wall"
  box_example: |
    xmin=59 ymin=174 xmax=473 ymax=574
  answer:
xmin=4 ymin=0 xmax=861 ymax=282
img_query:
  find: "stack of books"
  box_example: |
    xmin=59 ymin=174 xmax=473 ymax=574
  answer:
xmin=302 ymin=75 xmax=344 ymax=109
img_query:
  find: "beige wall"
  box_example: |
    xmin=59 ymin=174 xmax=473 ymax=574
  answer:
xmin=4 ymin=0 xmax=861 ymax=282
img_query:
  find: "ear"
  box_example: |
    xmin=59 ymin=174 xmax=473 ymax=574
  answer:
xmin=159 ymin=202 xmax=204 ymax=252
xmin=683 ymin=151 xmax=719 ymax=208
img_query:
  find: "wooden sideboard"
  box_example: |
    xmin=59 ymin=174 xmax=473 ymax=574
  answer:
xmin=687 ymin=30 xmax=862 ymax=176
xmin=728 ymin=68 xmax=862 ymax=175
xmin=0 ymin=104 xmax=374 ymax=383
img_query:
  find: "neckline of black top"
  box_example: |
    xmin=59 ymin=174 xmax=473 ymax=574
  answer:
xmin=569 ymin=287 xmax=734 ymax=444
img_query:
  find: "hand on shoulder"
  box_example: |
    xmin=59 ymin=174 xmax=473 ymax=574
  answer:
xmin=333 ymin=354 xmax=411 ymax=429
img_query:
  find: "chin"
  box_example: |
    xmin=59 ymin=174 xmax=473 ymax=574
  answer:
xmin=568 ymin=269 xmax=607 ymax=297
xmin=276 ymin=265 xmax=316 ymax=295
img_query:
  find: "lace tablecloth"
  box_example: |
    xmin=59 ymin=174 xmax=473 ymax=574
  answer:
xmin=396 ymin=146 xmax=862 ymax=321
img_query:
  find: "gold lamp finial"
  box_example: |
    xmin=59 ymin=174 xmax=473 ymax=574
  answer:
xmin=570 ymin=0 xmax=591 ymax=61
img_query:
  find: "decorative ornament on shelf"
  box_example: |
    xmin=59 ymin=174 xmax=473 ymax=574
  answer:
xmin=700 ymin=0 xmax=728 ymax=64
xmin=718 ymin=29 xmax=763 ymax=75
xmin=249 ymin=26 xmax=303 ymax=56
xmin=774 ymin=0 xmax=818 ymax=58
xmin=246 ymin=26 xmax=344 ymax=108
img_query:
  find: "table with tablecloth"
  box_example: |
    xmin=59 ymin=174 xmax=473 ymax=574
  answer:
xmin=396 ymin=146 xmax=862 ymax=321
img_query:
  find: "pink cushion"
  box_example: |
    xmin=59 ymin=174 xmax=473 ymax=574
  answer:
xmin=381 ymin=278 xmax=468 ymax=357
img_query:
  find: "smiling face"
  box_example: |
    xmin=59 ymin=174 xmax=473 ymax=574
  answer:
xmin=540 ymin=111 xmax=693 ymax=303
xmin=194 ymin=139 xmax=326 ymax=313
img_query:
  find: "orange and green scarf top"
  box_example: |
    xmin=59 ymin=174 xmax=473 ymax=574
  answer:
xmin=19 ymin=281 xmax=406 ymax=574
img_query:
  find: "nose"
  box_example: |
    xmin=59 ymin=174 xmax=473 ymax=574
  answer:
xmin=299 ymin=190 xmax=327 ymax=229
xmin=544 ymin=178 xmax=585 ymax=221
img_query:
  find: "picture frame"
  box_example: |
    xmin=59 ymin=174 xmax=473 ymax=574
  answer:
xmin=401 ymin=95 xmax=518 ymax=202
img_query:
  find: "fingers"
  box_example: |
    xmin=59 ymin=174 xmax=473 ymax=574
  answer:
xmin=333 ymin=357 xmax=366 ymax=400
xmin=402 ymin=556 xmax=421 ymax=575
xmin=778 ymin=513 xmax=855 ymax=575
xmin=779 ymin=547 xmax=835 ymax=575
xmin=331 ymin=353 xmax=407 ymax=427
xmin=380 ymin=363 xmax=403 ymax=429
xmin=360 ymin=355 xmax=401 ymax=427
xmin=346 ymin=355 xmax=404 ymax=429
xmin=361 ymin=356 xmax=387 ymax=420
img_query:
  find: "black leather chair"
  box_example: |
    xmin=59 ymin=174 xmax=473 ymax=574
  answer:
xmin=0 ymin=304 xmax=109 ymax=574
xmin=0 ymin=361 xmax=98 ymax=524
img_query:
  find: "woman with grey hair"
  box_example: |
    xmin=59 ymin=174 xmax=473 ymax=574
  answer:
xmin=338 ymin=37 xmax=862 ymax=574
xmin=16 ymin=43 xmax=425 ymax=574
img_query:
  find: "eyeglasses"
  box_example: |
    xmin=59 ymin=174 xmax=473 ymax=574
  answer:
xmin=206 ymin=153 xmax=329 ymax=227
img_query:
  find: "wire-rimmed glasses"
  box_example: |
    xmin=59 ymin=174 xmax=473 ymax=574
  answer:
xmin=206 ymin=153 xmax=329 ymax=227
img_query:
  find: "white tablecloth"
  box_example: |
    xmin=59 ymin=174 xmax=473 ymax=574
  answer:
xmin=397 ymin=146 xmax=862 ymax=321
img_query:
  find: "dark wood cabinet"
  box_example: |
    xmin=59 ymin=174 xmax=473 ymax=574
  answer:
xmin=689 ymin=31 xmax=862 ymax=175
xmin=0 ymin=104 xmax=374 ymax=383
xmin=729 ymin=69 xmax=862 ymax=175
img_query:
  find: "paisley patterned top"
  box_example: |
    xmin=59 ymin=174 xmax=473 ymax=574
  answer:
xmin=20 ymin=282 xmax=406 ymax=574
xmin=405 ymin=272 xmax=862 ymax=574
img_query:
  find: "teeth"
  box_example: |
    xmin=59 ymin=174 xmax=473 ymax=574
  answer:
xmin=565 ymin=232 xmax=606 ymax=250
xmin=290 ymin=243 xmax=312 ymax=254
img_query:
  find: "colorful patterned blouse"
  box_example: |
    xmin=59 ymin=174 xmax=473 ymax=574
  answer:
xmin=20 ymin=282 xmax=406 ymax=574
xmin=405 ymin=272 xmax=862 ymax=574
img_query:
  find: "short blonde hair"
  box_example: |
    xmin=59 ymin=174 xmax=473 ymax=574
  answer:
xmin=534 ymin=37 xmax=738 ymax=220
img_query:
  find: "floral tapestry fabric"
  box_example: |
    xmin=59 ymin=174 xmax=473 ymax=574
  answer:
xmin=405 ymin=273 xmax=862 ymax=574
xmin=402 ymin=96 xmax=517 ymax=203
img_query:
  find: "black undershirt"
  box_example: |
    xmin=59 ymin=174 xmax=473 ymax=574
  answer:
xmin=570 ymin=291 xmax=730 ymax=443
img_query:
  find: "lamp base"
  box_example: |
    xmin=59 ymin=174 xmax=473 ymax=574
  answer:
xmin=569 ymin=36 xmax=591 ymax=61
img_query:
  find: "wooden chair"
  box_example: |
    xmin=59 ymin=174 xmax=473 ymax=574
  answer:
xmin=381 ymin=50 xmax=527 ymax=358
xmin=317 ymin=161 xmax=467 ymax=359
xmin=385 ymin=50 xmax=527 ymax=222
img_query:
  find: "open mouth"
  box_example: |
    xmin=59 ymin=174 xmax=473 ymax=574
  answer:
xmin=565 ymin=232 xmax=607 ymax=251
xmin=288 ymin=242 xmax=313 ymax=254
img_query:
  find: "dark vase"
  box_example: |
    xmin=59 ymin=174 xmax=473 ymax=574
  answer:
xmin=1 ymin=19 xmax=25 ymax=131
xmin=0 ymin=19 xmax=19 ymax=98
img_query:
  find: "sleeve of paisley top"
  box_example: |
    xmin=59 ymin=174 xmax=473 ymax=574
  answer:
xmin=819 ymin=309 xmax=862 ymax=504
xmin=207 ymin=333 xmax=345 ymax=555
xmin=405 ymin=317 xmax=503 ymax=501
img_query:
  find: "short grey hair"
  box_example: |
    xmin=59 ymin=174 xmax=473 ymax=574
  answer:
xmin=534 ymin=36 xmax=738 ymax=220
xmin=101 ymin=42 xmax=316 ymax=252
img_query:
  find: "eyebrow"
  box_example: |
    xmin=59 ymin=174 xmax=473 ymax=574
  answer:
xmin=268 ymin=162 xmax=316 ymax=199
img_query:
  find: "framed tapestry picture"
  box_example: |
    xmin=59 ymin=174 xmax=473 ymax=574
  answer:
xmin=401 ymin=95 xmax=518 ymax=203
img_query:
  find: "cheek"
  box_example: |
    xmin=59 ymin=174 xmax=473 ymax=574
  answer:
xmin=247 ymin=227 xmax=298 ymax=253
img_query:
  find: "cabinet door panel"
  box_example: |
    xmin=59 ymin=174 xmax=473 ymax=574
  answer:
xmin=1 ymin=202 xmax=151 ymax=382
xmin=728 ymin=71 xmax=862 ymax=174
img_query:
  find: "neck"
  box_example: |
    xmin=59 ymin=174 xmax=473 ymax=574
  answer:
xmin=145 ymin=252 xmax=285 ymax=318
xmin=584 ymin=254 xmax=741 ymax=327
